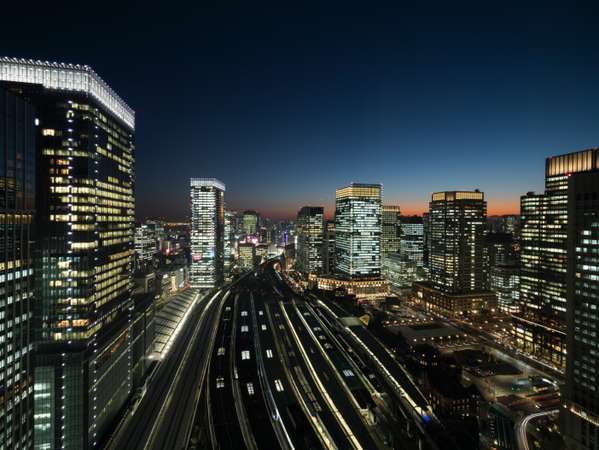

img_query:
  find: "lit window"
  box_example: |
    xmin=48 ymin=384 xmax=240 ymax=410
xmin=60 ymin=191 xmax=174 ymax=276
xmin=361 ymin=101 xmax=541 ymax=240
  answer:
xmin=42 ymin=128 xmax=55 ymax=136
xmin=246 ymin=382 xmax=255 ymax=395
xmin=258 ymin=310 xmax=264 ymax=316
xmin=216 ymin=377 xmax=225 ymax=389
xmin=241 ymin=350 xmax=250 ymax=360
xmin=343 ymin=369 xmax=355 ymax=377
xmin=241 ymin=325 xmax=248 ymax=333
xmin=261 ymin=324 xmax=267 ymax=331
xmin=266 ymin=349 xmax=273 ymax=359
xmin=217 ymin=347 xmax=225 ymax=356
xmin=241 ymin=310 xmax=248 ymax=317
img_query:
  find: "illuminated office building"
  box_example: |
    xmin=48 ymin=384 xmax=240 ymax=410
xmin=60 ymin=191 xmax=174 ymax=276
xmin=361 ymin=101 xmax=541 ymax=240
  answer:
xmin=381 ymin=205 xmax=401 ymax=258
xmin=242 ymin=210 xmax=258 ymax=236
xmin=238 ymin=242 xmax=256 ymax=270
xmin=325 ymin=219 xmax=336 ymax=274
xmin=134 ymin=223 xmax=157 ymax=270
xmin=513 ymin=149 xmax=599 ymax=369
xmin=295 ymin=206 xmax=325 ymax=275
xmin=400 ymin=215 xmax=424 ymax=267
xmin=413 ymin=191 xmax=496 ymax=317
xmin=562 ymin=169 xmax=599 ymax=449
xmin=190 ymin=178 xmax=225 ymax=289
xmin=0 ymin=86 xmax=35 ymax=449
xmin=335 ymin=183 xmax=382 ymax=278
xmin=1 ymin=57 xmax=136 ymax=449
xmin=224 ymin=210 xmax=234 ymax=274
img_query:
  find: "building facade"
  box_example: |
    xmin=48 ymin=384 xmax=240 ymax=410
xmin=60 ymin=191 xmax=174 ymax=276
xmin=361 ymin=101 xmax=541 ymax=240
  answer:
xmin=413 ymin=191 xmax=496 ymax=317
xmin=134 ymin=223 xmax=157 ymax=270
xmin=562 ymin=169 xmax=599 ymax=450
xmin=242 ymin=210 xmax=258 ymax=237
xmin=325 ymin=219 xmax=336 ymax=274
xmin=335 ymin=183 xmax=382 ymax=278
xmin=238 ymin=242 xmax=256 ymax=270
xmin=0 ymin=86 xmax=36 ymax=449
xmin=1 ymin=57 xmax=136 ymax=449
xmin=429 ymin=190 xmax=488 ymax=293
xmin=513 ymin=149 xmax=599 ymax=370
xmin=295 ymin=206 xmax=325 ymax=275
xmin=381 ymin=205 xmax=401 ymax=258
xmin=190 ymin=178 xmax=225 ymax=289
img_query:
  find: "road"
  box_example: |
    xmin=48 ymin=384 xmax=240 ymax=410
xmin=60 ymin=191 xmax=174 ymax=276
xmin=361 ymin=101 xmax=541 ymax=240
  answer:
xmin=514 ymin=409 xmax=559 ymax=450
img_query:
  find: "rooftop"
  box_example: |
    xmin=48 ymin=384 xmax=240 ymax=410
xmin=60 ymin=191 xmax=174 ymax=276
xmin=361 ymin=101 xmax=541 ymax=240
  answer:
xmin=0 ymin=57 xmax=135 ymax=129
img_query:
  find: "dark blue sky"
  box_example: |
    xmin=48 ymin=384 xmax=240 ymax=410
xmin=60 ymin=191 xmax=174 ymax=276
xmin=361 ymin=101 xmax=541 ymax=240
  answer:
xmin=3 ymin=2 xmax=599 ymax=219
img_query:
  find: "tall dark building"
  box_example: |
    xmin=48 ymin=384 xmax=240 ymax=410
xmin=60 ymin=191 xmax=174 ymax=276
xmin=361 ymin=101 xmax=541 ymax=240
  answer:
xmin=562 ymin=169 xmax=599 ymax=450
xmin=429 ymin=191 xmax=488 ymax=293
xmin=295 ymin=206 xmax=324 ymax=275
xmin=513 ymin=149 xmax=599 ymax=370
xmin=325 ymin=219 xmax=336 ymax=274
xmin=1 ymin=57 xmax=136 ymax=449
xmin=381 ymin=204 xmax=401 ymax=258
xmin=0 ymin=86 xmax=36 ymax=448
xmin=413 ymin=191 xmax=496 ymax=317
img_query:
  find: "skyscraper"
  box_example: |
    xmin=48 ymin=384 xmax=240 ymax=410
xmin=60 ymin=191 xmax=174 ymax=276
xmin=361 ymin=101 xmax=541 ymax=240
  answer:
xmin=513 ymin=149 xmax=599 ymax=369
xmin=381 ymin=204 xmax=401 ymax=259
xmin=335 ymin=183 xmax=382 ymax=278
xmin=399 ymin=215 xmax=424 ymax=268
xmin=429 ymin=190 xmax=487 ymax=293
xmin=295 ymin=206 xmax=325 ymax=275
xmin=1 ymin=57 xmax=136 ymax=449
xmin=190 ymin=178 xmax=225 ymax=289
xmin=0 ymin=86 xmax=36 ymax=449
xmin=413 ymin=191 xmax=496 ymax=317
xmin=242 ymin=210 xmax=258 ymax=236
xmin=562 ymin=168 xmax=599 ymax=449
xmin=325 ymin=219 xmax=336 ymax=274
xmin=134 ymin=223 xmax=157 ymax=270
xmin=224 ymin=210 xmax=234 ymax=275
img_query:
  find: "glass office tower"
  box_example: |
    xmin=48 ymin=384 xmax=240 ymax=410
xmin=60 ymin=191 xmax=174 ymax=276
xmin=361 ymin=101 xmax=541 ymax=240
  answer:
xmin=335 ymin=183 xmax=382 ymax=278
xmin=381 ymin=205 xmax=401 ymax=259
xmin=429 ymin=190 xmax=487 ymax=293
xmin=1 ymin=57 xmax=136 ymax=449
xmin=514 ymin=149 xmax=599 ymax=369
xmin=0 ymin=86 xmax=36 ymax=449
xmin=190 ymin=178 xmax=225 ymax=288
xmin=296 ymin=206 xmax=325 ymax=275
xmin=562 ymin=169 xmax=599 ymax=450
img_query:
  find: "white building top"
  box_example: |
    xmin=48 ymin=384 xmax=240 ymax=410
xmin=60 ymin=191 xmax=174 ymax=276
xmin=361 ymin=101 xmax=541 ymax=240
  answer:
xmin=190 ymin=178 xmax=226 ymax=191
xmin=0 ymin=57 xmax=135 ymax=129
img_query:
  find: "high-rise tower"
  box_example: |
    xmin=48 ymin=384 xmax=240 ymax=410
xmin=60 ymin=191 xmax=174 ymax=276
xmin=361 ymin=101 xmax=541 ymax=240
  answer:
xmin=190 ymin=178 xmax=225 ymax=288
xmin=1 ymin=57 xmax=136 ymax=449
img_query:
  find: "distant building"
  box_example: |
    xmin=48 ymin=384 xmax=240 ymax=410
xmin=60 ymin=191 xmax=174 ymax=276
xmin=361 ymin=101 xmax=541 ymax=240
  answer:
xmin=238 ymin=242 xmax=257 ymax=270
xmin=513 ymin=149 xmax=599 ymax=370
xmin=325 ymin=219 xmax=336 ymax=274
xmin=381 ymin=205 xmax=401 ymax=258
xmin=224 ymin=210 xmax=234 ymax=274
xmin=413 ymin=191 xmax=496 ymax=317
xmin=242 ymin=210 xmax=258 ymax=236
xmin=562 ymin=168 xmax=599 ymax=450
xmin=296 ymin=206 xmax=325 ymax=275
xmin=135 ymin=223 xmax=157 ymax=270
xmin=400 ymin=215 xmax=424 ymax=267
xmin=490 ymin=264 xmax=519 ymax=314
xmin=318 ymin=183 xmax=388 ymax=300
xmin=190 ymin=178 xmax=225 ymax=288
xmin=335 ymin=183 xmax=382 ymax=278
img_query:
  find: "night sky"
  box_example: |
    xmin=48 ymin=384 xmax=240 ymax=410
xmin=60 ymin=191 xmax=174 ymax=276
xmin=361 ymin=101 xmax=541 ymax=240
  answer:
xmin=3 ymin=2 xmax=599 ymax=219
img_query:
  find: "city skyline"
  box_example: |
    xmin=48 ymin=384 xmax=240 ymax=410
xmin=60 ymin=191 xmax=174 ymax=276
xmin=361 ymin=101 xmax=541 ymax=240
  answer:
xmin=2 ymin=3 xmax=598 ymax=220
